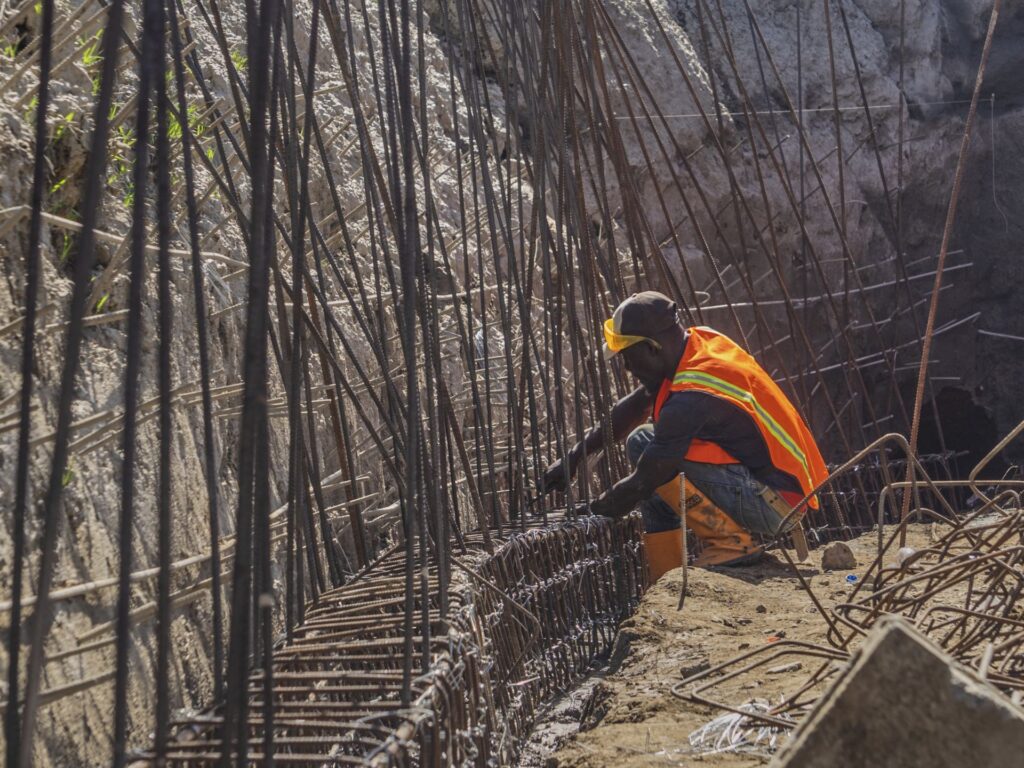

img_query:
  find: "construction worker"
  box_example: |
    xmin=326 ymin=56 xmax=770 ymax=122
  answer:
xmin=539 ymin=291 xmax=828 ymax=579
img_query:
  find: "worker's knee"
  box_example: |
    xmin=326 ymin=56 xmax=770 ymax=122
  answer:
xmin=625 ymin=425 xmax=655 ymax=467
xmin=642 ymin=502 xmax=681 ymax=534
xmin=680 ymin=461 xmax=784 ymax=536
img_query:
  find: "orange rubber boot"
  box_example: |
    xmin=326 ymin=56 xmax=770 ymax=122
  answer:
xmin=643 ymin=528 xmax=683 ymax=582
xmin=655 ymin=476 xmax=761 ymax=567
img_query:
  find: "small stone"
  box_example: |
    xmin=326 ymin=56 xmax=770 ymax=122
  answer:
xmin=767 ymin=662 xmax=803 ymax=675
xmin=681 ymin=659 xmax=711 ymax=677
xmin=756 ymin=604 xmax=767 ymax=613
xmin=821 ymin=541 xmax=857 ymax=571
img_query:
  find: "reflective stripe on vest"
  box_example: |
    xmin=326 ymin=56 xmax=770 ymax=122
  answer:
xmin=654 ymin=327 xmax=827 ymax=509
xmin=672 ymin=369 xmax=813 ymax=491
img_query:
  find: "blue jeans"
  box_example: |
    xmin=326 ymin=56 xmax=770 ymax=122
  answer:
xmin=626 ymin=425 xmax=785 ymax=537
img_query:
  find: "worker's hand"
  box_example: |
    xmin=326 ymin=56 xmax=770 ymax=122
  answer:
xmin=588 ymin=493 xmax=620 ymax=519
xmin=539 ymin=457 xmax=572 ymax=496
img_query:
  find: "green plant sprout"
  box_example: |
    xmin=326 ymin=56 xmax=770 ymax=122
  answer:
xmin=168 ymin=103 xmax=207 ymax=141
xmin=53 ymin=111 xmax=77 ymax=142
xmin=230 ymin=48 xmax=247 ymax=72
xmin=23 ymin=95 xmax=37 ymax=123
xmin=79 ymin=30 xmax=102 ymax=68
xmin=116 ymin=123 xmax=135 ymax=147
xmin=108 ymin=122 xmax=136 ymax=202
xmin=78 ymin=30 xmax=104 ymax=94
xmin=59 ymin=232 xmax=73 ymax=264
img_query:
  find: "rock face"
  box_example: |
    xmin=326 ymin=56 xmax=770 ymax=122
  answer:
xmin=1 ymin=0 xmax=1022 ymax=765
xmin=772 ymin=616 xmax=1024 ymax=768
xmin=0 ymin=1 xmax=517 ymax=764
xmin=528 ymin=0 xmax=1024 ymax=466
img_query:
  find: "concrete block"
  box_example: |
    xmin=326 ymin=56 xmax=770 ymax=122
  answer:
xmin=772 ymin=616 xmax=1024 ymax=768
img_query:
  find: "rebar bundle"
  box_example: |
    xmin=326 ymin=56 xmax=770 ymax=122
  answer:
xmin=121 ymin=514 xmax=644 ymax=766
xmin=674 ymin=418 xmax=1024 ymax=736
xmin=0 ymin=0 xmax=1009 ymax=764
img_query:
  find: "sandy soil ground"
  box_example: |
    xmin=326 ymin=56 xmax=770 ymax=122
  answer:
xmin=531 ymin=525 xmax=936 ymax=767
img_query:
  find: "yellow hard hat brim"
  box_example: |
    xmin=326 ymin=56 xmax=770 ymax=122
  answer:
xmin=603 ymin=318 xmax=651 ymax=359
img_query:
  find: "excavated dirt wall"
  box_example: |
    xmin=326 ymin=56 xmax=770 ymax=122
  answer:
xmin=1 ymin=0 xmax=1022 ymax=765
xmin=0 ymin=1 xmax=518 ymax=762
xmin=628 ymin=0 xmax=1023 ymax=464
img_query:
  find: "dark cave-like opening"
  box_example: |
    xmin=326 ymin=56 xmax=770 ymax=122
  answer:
xmin=917 ymin=386 xmax=1007 ymax=480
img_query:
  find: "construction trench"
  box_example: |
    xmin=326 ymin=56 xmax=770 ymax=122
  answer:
xmin=2 ymin=0 xmax=1024 ymax=766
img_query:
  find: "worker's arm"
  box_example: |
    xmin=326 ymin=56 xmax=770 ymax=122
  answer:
xmin=589 ymin=451 xmax=684 ymax=518
xmin=539 ymin=386 xmax=654 ymax=495
xmin=589 ymin=392 xmax=704 ymax=518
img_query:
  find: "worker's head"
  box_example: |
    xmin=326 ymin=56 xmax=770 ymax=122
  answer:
xmin=603 ymin=291 xmax=684 ymax=392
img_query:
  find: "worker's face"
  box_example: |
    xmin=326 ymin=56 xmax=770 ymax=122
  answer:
xmin=620 ymin=341 xmax=666 ymax=394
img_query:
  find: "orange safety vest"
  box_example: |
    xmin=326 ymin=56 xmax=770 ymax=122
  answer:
xmin=653 ymin=327 xmax=828 ymax=509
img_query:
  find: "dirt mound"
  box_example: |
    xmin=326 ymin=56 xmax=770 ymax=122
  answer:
xmin=547 ymin=527 xmax=934 ymax=767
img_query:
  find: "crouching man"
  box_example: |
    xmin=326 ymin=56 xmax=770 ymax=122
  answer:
xmin=540 ymin=291 xmax=827 ymax=579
